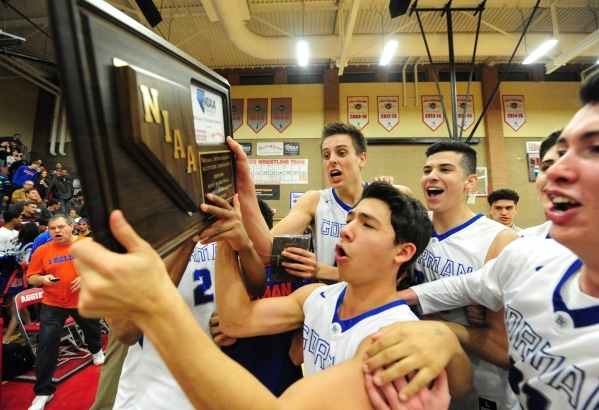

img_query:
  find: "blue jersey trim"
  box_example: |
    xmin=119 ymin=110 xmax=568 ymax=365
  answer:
xmin=553 ymin=259 xmax=599 ymax=328
xmin=332 ymin=285 xmax=407 ymax=333
xmin=331 ymin=188 xmax=353 ymax=213
xmin=432 ymin=213 xmax=484 ymax=242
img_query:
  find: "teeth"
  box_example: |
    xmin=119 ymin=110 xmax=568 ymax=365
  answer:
xmin=428 ymin=187 xmax=443 ymax=191
xmin=553 ymin=196 xmax=576 ymax=204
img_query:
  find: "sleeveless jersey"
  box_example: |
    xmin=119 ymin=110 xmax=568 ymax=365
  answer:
xmin=134 ymin=242 xmax=217 ymax=410
xmin=313 ymin=188 xmax=353 ymax=266
xmin=416 ymin=238 xmax=599 ymax=410
xmin=520 ymin=220 xmax=552 ymax=239
xmin=302 ymin=282 xmax=418 ymax=376
xmin=413 ymin=214 xmax=519 ymax=410
xmin=113 ymin=343 xmax=143 ymax=410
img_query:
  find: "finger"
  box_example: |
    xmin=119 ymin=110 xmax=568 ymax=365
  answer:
xmin=364 ymin=340 xmax=410 ymax=373
xmin=380 ymin=380 xmax=405 ymax=410
xmin=283 ymin=247 xmax=312 ymax=257
xmin=284 ymin=268 xmax=312 ymax=279
xmin=226 ymin=136 xmax=247 ymax=161
xmin=232 ymin=194 xmax=241 ymax=215
xmin=72 ymin=240 xmax=121 ymax=275
xmin=213 ymin=333 xmax=226 ymax=345
xmin=400 ymin=368 xmax=439 ymax=400
xmin=108 ymin=210 xmax=151 ymax=254
xmin=365 ymin=373 xmax=392 ymax=410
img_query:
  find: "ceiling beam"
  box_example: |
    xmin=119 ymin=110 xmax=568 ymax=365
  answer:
xmin=546 ymin=28 xmax=599 ymax=73
xmin=337 ymin=0 xmax=361 ymax=75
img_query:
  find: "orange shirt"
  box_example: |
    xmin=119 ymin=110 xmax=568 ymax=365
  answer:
xmin=26 ymin=236 xmax=86 ymax=309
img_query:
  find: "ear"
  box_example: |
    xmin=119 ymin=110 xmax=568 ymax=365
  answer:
xmin=394 ymin=242 xmax=417 ymax=266
xmin=359 ymin=151 xmax=367 ymax=169
xmin=464 ymin=173 xmax=478 ymax=191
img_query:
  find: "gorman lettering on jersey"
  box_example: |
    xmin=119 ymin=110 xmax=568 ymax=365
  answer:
xmin=414 ymin=248 xmax=474 ymax=283
xmin=47 ymin=255 xmax=75 ymax=265
xmin=320 ymin=218 xmax=346 ymax=238
xmin=506 ymin=305 xmax=599 ymax=409
xmin=303 ymin=326 xmax=335 ymax=371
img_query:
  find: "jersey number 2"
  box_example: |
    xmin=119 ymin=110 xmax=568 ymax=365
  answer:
xmin=193 ymin=269 xmax=214 ymax=306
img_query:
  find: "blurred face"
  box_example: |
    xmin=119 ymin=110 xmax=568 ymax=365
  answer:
xmin=12 ymin=151 xmax=19 ymax=157
xmin=535 ymin=145 xmax=559 ymax=209
xmin=55 ymin=163 xmax=62 ymax=170
xmin=421 ymin=151 xmax=476 ymax=213
xmin=48 ymin=217 xmax=74 ymax=244
xmin=321 ymin=134 xmax=366 ymax=189
xmin=26 ymin=190 xmax=40 ymax=201
xmin=489 ymin=200 xmax=518 ymax=227
xmin=23 ymin=181 xmax=34 ymax=189
xmin=31 ymin=163 xmax=40 ymax=170
xmin=41 ymin=171 xmax=47 ymax=178
xmin=68 ymin=209 xmax=77 ymax=217
xmin=23 ymin=204 xmax=37 ymax=214
xmin=79 ymin=221 xmax=89 ymax=232
xmin=544 ymin=103 xmax=599 ymax=251
xmin=60 ymin=170 xmax=68 ymax=178
xmin=38 ymin=224 xmax=47 ymax=233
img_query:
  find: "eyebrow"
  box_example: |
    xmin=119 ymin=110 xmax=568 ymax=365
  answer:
xmin=557 ymin=130 xmax=599 ymax=144
xmin=423 ymin=163 xmax=456 ymax=170
xmin=347 ymin=210 xmax=380 ymax=225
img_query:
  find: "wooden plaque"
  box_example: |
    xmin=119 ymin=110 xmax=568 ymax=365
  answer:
xmin=46 ymin=0 xmax=235 ymax=257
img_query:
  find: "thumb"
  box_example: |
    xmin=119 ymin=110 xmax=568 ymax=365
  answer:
xmin=232 ymin=194 xmax=241 ymax=215
xmin=226 ymin=137 xmax=247 ymax=162
xmin=109 ymin=210 xmax=150 ymax=253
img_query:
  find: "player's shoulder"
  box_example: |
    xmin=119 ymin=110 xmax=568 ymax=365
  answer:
xmin=502 ymin=236 xmax=569 ymax=262
xmin=287 ymin=190 xmax=321 ymax=214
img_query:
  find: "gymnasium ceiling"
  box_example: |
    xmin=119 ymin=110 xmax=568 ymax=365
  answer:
xmin=1 ymin=0 xmax=599 ymax=83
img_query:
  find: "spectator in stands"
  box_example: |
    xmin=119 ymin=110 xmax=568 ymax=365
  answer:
xmin=11 ymin=194 xmax=52 ymax=220
xmin=0 ymin=172 xmax=11 ymax=212
xmin=13 ymin=160 xmax=42 ymax=189
xmin=45 ymin=199 xmax=62 ymax=217
xmin=21 ymin=201 xmax=41 ymax=225
xmin=11 ymin=180 xmax=34 ymax=204
xmin=0 ymin=140 xmax=11 ymax=168
xmin=0 ymin=209 xmax=21 ymax=251
xmin=37 ymin=170 xmax=49 ymax=201
xmin=8 ymin=153 xmax=27 ymax=181
xmin=47 ymin=169 xmax=72 ymax=213
xmin=2 ymin=223 xmax=39 ymax=344
xmin=37 ymin=218 xmax=48 ymax=233
xmin=49 ymin=163 xmax=62 ymax=179
xmin=23 ymin=188 xmax=44 ymax=205
xmin=26 ymin=215 xmax=105 ymax=410
xmin=6 ymin=150 xmax=21 ymax=168
xmin=8 ymin=133 xmax=24 ymax=149
xmin=66 ymin=192 xmax=84 ymax=216
xmin=487 ymin=188 xmax=522 ymax=232
xmin=77 ymin=218 xmax=91 ymax=237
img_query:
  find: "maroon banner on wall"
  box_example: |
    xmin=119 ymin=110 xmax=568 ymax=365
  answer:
xmin=247 ymin=98 xmax=268 ymax=133
xmin=231 ymin=99 xmax=244 ymax=133
xmin=271 ymin=98 xmax=292 ymax=133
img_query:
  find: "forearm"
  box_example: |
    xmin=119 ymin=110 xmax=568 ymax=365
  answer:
xmin=110 ymin=319 xmax=143 ymax=346
xmin=241 ymin=201 xmax=273 ymax=264
xmin=396 ymin=288 xmax=419 ymax=305
xmin=445 ymin=345 xmax=472 ymax=400
xmin=138 ymin=289 xmax=280 ymax=410
xmin=442 ymin=320 xmax=510 ymax=370
xmin=163 ymin=239 xmax=196 ymax=286
xmin=214 ymin=241 xmax=256 ymax=336
xmin=238 ymin=241 xmax=267 ymax=297
xmin=314 ymin=263 xmax=339 ymax=282
xmin=27 ymin=274 xmax=44 ymax=286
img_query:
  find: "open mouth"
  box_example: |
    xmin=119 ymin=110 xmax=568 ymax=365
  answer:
xmin=551 ymin=196 xmax=580 ymax=213
xmin=330 ymin=170 xmax=342 ymax=179
xmin=335 ymin=244 xmax=346 ymax=257
xmin=427 ymin=187 xmax=444 ymax=197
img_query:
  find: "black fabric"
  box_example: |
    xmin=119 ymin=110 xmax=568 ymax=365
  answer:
xmin=2 ymin=342 xmax=35 ymax=380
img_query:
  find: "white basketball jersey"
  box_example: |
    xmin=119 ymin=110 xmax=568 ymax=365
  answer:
xmin=313 ymin=188 xmax=352 ymax=266
xmin=113 ymin=343 xmax=143 ymax=410
xmin=134 ymin=243 xmax=217 ymax=410
xmin=414 ymin=214 xmax=519 ymax=410
xmin=417 ymin=238 xmax=599 ymax=410
xmin=302 ymin=282 xmax=418 ymax=376
xmin=520 ymin=220 xmax=552 ymax=239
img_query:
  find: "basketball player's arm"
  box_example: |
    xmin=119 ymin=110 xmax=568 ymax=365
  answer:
xmin=110 ymin=239 xmax=198 ymax=345
xmin=215 ymin=238 xmax=324 ymax=337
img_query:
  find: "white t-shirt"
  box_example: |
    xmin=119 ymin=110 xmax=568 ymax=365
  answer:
xmin=0 ymin=227 xmax=18 ymax=252
xmin=414 ymin=237 xmax=599 ymax=410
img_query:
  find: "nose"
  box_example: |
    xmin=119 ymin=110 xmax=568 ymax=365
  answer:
xmin=340 ymin=221 xmax=353 ymax=241
xmin=546 ymin=150 xmax=576 ymax=185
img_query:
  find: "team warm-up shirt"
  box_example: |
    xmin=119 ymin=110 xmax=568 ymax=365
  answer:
xmin=413 ymin=213 xmax=519 ymax=410
xmin=133 ymin=242 xmax=217 ymax=410
xmin=413 ymin=237 xmax=599 ymax=410
xmin=314 ymin=188 xmax=353 ymax=266
xmin=25 ymin=236 xmax=86 ymax=308
xmin=302 ymin=282 xmax=418 ymax=375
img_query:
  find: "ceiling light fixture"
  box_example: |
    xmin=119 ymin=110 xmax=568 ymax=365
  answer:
xmin=380 ymin=40 xmax=398 ymax=66
xmin=522 ymin=39 xmax=558 ymax=64
xmin=297 ymin=41 xmax=309 ymax=67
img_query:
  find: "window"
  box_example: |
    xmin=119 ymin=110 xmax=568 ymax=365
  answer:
xmin=239 ymin=75 xmax=275 ymax=85
xmin=439 ymin=72 xmax=477 ymax=82
xmin=339 ymin=72 xmax=376 ymax=83
xmin=498 ymin=71 xmax=530 ymax=81
xmin=287 ymin=74 xmax=323 ymax=84
xmin=388 ymin=71 xmax=427 ymax=82
xmin=544 ymin=71 xmax=580 ymax=82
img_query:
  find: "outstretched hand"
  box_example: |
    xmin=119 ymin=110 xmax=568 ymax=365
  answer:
xmin=72 ymin=210 xmax=174 ymax=320
xmin=199 ymin=194 xmax=251 ymax=252
xmin=281 ymin=247 xmax=318 ymax=279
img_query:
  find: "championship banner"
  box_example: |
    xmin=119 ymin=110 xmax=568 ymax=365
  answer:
xmin=502 ymin=95 xmax=526 ymax=131
xmin=231 ymin=99 xmax=244 ymax=133
xmin=257 ymin=141 xmax=284 ymax=156
xmin=347 ymin=96 xmax=369 ymax=130
xmin=377 ymin=96 xmax=399 ymax=131
xmin=271 ymin=98 xmax=292 ymax=133
xmin=249 ymin=158 xmax=309 ymax=184
xmin=456 ymin=95 xmax=474 ymax=130
xmin=422 ymin=95 xmax=444 ymax=131
xmin=247 ymin=98 xmax=268 ymax=133
xmin=191 ymin=84 xmax=226 ymax=144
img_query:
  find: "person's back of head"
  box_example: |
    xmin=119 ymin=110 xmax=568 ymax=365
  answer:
xmin=487 ymin=188 xmax=520 ymax=206
xmin=425 ymin=140 xmax=477 ymax=175
xmin=47 ymin=199 xmax=60 ymax=208
xmin=359 ymin=182 xmax=432 ymax=269
xmin=18 ymin=223 xmax=39 ymax=245
xmin=321 ymin=122 xmax=367 ymax=155
xmin=257 ymin=199 xmax=274 ymax=230
xmin=3 ymin=208 xmax=20 ymax=223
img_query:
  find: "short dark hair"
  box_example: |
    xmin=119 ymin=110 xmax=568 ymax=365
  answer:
xmin=425 ymin=140 xmax=477 ymax=175
xmin=24 ymin=188 xmax=38 ymax=195
xmin=580 ymin=69 xmax=599 ymax=105
xmin=76 ymin=191 xmax=84 ymax=197
xmin=257 ymin=199 xmax=274 ymax=230
xmin=18 ymin=223 xmax=39 ymax=245
xmin=47 ymin=199 xmax=60 ymax=207
xmin=321 ymin=122 xmax=367 ymax=155
xmin=3 ymin=209 xmax=21 ymax=222
xmin=540 ymin=129 xmax=562 ymax=161
xmin=22 ymin=201 xmax=37 ymax=207
xmin=487 ymin=189 xmax=520 ymax=206
xmin=359 ymin=182 xmax=432 ymax=270
xmin=37 ymin=218 xmax=49 ymax=226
